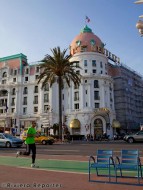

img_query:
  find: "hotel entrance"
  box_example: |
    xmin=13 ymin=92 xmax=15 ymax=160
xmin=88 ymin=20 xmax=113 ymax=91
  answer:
xmin=94 ymin=118 xmax=103 ymax=140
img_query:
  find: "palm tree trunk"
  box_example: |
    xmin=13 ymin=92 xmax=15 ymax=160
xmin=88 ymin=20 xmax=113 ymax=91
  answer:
xmin=58 ymin=76 xmax=62 ymax=140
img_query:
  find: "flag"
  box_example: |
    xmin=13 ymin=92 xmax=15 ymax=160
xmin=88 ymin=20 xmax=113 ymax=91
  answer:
xmin=86 ymin=16 xmax=90 ymax=23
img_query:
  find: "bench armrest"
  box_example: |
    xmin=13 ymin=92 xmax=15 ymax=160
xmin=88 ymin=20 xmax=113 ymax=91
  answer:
xmin=109 ymin=156 xmax=115 ymax=166
xmin=89 ymin=155 xmax=95 ymax=163
xmin=115 ymin=156 xmax=121 ymax=165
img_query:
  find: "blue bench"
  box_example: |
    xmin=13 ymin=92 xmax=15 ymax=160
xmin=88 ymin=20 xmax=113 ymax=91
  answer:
xmin=88 ymin=150 xmax=115 ymax=182
xmin=115 ymin=149 xmax=143 ymax=184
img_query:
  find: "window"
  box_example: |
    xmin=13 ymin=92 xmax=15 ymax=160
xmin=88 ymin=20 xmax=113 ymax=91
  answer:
xmin=33 ymin=96 xmax=38 ymax=104
xmin=81 ymin=46 xmax=87 ymax=52
xmin=109 ymin=83 xmax=112 ymax=91
xmin=25 ymin=77 xmax=28 ymax=82
xmin=76 ymin=40 xmax=81 ymax=46
xmin=44 ymin=83 xmax=49 ymax=91
xmin=85 ymin=80 xmax=87 ymax=83
xmin=11 ymin=98 xmax=15 ymax=106
xmin=86 ymin=90 xmax=88 ymax=94
xmin=12 ymin=88 xmax=16 ymax=95
xmin=95 ymin=103 xmax=99 ymax=108
xmin=23 ymin=87 xmax=28 ymax=94
xmin=84 ymin=60 xmax=87 ymax=67
xmin=94 ymin=91 xmax=99 ymax=100
xmin=36 ymin=67 xmax=40 ymax=73
xmin=101 ymin=71 xmax=103 ymax=74
xmin=93 ymin=70 xmax=96 ymax=74
xmin=100 ymin=61 xmax=103 ymax=68
xmin=35 ymin=75 xmax=39 ymax=80
xmin=110 ymin=93 xmax=113 ymax=102
xmin=13 ymin=78 xmax=16 ymax=82
xmin=92 ymin=60 xmax=96 ymax=67
xmin=23 ymin=107 xmax=27 ymax=114
xmin=74 ymin=83 xmax=79 ymax=89
xmin=85 ymin=70 xmax=87 ymax=73
xmin=23 ymin=97 xmax=27 ymax=105
xmin=44 ymin=105 xmax=50 ymax=113
xmin=14 ymin=70 xmax=17 ymax=76
xmin=3 ymin=72 xmax=7 ymax=78
xmin=34 ymin=86 xmax=38 ymax=93
xmin=34 ymin=107 xmax=38 ymax=113
xmin=86 ymin=102 xmax=88 ymax=107
xmin=76 ymin=62 xmax=79 ymax=67
xmin=44 ymin=94 xmax=49 ymax=103
xmin=94 ymin=80 xmax=99 ymax=88
xmin=0 ymin=109 xmax=3 ymax=114
xmin=11 ymin=108 xmax=15 ymax=113
xmin=74 ymin=103 xmax=79 ymax=109
xmin=25 ymin=68 xmax=29 ymax=74
xmin=74 ymin=92 xmax=79 ymax=101
xmin=76 ymin=70 xmax=80 ymax=74
xmin=90 ymin=39 xmax=95 ymax=46
xmin=2 ymin=80 xmax=6 ymax=84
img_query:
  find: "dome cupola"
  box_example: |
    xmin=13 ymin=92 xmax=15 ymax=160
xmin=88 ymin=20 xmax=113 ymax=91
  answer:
xmin=70 ymin=25 xmax=105 ymax=55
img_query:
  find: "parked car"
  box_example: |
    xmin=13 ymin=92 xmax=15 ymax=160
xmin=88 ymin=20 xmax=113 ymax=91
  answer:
xmin=20 ymin=131 xmax=55 ymax=145
xmin=0 ymin=133 xmax=23 ymax=148
xmin=123 ymin=130 xmax=143 ymax=143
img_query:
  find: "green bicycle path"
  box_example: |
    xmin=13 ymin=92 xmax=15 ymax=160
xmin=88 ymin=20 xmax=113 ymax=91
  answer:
xmin=0 ymin=156 xmax=142 ymax=176
xmin=0 ymin=156 xmax=88 ymax=173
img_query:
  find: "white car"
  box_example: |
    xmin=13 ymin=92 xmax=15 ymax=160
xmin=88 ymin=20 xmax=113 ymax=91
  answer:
xmin=0 ymin=133 xmax=23 ymax=148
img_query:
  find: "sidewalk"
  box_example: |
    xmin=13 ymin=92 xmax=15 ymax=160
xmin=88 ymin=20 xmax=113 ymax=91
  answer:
xmin=0 ymin=154 xmax=143 ymax=190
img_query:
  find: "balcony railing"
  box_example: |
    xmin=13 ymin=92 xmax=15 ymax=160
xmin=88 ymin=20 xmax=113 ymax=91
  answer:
xmin=33 ymin=101 xmax=38 ymax=104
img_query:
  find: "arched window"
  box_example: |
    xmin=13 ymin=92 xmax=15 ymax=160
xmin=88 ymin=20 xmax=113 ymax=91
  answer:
xmin=2 ymin=72 xmax=7 ymax=78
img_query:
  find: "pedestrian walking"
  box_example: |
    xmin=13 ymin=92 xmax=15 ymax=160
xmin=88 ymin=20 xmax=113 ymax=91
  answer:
xmin=16 ymin=121 xmax=39 ymax=168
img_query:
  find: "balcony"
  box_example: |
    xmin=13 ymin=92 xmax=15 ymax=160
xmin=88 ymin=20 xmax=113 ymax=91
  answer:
xmin=74 ymin=97 xmax=80 ymax=101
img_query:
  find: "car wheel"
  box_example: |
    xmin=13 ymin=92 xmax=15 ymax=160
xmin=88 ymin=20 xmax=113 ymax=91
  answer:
xmin=42 ymin=140 xmax=47 ymax=145
xmin=128 ymin=138 xmax=134 ymax=143
xmin=6 ymin=142 xmax=11 ymax=148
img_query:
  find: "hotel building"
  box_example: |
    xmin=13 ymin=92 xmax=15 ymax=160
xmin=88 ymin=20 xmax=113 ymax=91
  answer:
xmin=0 ymin=25 xmax=143 ymax=138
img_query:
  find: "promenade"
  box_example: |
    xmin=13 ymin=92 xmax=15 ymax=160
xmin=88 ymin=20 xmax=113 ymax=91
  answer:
xmin=0 ymin=152 xmax=143 ymax=190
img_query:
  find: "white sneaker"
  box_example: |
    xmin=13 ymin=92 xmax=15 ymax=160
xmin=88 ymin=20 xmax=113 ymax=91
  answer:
xmin=16 ymin=151 xmax=21 ymax=158
xmin=31 ymin=164 xmax=39 ymax=168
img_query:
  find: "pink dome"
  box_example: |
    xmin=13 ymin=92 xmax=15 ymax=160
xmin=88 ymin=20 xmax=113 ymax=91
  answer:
xmin=70 ymin=25 xmax=104 ymax=55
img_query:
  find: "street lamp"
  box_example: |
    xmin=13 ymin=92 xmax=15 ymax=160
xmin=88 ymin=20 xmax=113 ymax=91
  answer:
xmin=134 ymin=0 xmax=143 ymax=36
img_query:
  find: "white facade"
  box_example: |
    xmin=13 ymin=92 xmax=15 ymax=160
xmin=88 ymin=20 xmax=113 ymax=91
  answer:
xmin=63 ymin=52 xmax=116 ymax=139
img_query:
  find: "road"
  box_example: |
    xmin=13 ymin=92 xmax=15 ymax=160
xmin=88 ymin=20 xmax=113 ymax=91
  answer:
xmin=0 ymin=140 xmax=143 ymax=156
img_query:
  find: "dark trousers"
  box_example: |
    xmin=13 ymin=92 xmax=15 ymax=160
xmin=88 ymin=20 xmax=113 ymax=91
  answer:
xmin=22 ymin=143 xmax=36 ymax=164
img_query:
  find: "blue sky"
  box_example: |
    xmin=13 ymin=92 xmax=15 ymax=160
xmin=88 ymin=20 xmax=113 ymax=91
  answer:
xmin=0 ymin=0 xmax=143 ymax=75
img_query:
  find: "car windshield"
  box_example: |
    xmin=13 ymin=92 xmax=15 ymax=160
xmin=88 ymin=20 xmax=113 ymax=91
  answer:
xmin=4 ymin=134 xmax=15 ymax=139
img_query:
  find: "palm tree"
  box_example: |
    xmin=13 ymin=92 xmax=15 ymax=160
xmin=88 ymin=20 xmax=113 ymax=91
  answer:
xmin=37 ymin=47 xmax=81 ymax=140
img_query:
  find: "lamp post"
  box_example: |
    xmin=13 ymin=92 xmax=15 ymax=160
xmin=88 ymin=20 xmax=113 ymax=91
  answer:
xmin=134 ymin=0 xmax=143 ymax=36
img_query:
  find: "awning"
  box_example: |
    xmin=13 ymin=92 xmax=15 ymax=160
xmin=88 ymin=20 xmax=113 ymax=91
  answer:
xmin=112 ymin=120 xmax=121 ymax=128
xmin=70 ymin=119 xmax=80 ymax=129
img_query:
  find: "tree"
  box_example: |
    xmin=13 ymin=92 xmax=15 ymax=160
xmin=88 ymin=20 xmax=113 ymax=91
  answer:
xmin=37 ymin=47 xmax=81 ymax=140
